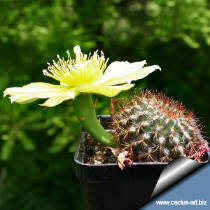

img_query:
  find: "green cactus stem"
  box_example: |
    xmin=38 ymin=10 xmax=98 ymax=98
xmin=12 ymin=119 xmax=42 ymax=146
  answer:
xmin=73 ymin=94 xmax=116 ymax=147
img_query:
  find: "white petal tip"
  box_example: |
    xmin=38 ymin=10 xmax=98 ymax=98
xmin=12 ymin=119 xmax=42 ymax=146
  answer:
xmin=156 ymin=65 xmax=161 ymax=71
xmin=3 ymin=89 xmax=10 ymax=98
xmin=9 ymin=97 xmax=14 ymax=103
xmin=73 ymin=45 xmax=81 ymax=54
xmin=39 ymin=101 xmax=50 ymax=107
xmin=42 ymin=69 xmax=48 ymax=75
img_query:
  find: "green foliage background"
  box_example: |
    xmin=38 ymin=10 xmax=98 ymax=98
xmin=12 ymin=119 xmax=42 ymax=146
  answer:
xmin=0 ymin=0 xmax=210 ymax=209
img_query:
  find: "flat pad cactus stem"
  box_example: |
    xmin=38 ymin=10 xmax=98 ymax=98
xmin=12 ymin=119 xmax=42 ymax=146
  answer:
xmin=73 ymin=94 xmax=116 ymax=147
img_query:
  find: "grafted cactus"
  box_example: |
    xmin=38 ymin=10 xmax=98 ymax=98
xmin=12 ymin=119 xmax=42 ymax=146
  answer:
xmin=112 ymin=90 xmax=209 ymax=164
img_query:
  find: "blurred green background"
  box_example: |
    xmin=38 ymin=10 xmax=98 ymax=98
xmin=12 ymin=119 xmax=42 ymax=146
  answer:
xmin=0 ymin=0 xmax=210 ymax=209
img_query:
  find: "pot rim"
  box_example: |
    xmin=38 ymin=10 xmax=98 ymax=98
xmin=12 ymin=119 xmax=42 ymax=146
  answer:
xmin=74 ymin=146 xmax=209 ymax=167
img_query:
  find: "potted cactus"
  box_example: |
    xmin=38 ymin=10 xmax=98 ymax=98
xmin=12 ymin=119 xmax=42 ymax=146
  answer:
xmin=75 ymin=92 xmax=210 ymax=210
xmin=4 ymin=46 xmax=210 ymax=210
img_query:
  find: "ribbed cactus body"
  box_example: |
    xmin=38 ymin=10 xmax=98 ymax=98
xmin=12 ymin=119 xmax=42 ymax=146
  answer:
xmin=112 ymin=90 xmax=208 ymax=162
xmin=83 ymin=90 xmax=209 ymax=167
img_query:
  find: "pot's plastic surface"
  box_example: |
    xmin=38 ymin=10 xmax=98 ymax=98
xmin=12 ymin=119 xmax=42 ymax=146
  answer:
xmin=75 ymin=115 xmax=167 ymax=210
xmin=74 ymin=115 xmax=209 ymax=210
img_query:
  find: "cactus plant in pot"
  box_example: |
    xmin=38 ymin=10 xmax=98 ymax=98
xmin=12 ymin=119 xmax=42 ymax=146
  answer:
xmin=4 ymin=46 xmax=210 ymax=210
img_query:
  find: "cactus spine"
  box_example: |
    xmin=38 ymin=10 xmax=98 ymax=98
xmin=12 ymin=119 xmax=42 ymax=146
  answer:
xmin=112 ymin=90 xmax=209 ymax=163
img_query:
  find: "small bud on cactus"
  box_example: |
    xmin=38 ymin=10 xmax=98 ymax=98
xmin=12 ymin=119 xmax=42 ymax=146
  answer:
xmin=112 ymin=90 xmax=209 ymax=163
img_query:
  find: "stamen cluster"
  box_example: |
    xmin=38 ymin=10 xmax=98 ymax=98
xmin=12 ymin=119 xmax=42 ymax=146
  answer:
xmin=43 ymin=49 xmax=108 ymax=86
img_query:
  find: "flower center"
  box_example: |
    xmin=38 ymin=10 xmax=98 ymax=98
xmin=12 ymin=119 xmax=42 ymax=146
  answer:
xmin=43 ymin=46 xmax=108 ymax=87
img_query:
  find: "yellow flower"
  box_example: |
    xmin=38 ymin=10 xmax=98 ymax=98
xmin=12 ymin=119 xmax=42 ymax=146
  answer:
xmin=3 ymin=45 xmax=161 ymax=107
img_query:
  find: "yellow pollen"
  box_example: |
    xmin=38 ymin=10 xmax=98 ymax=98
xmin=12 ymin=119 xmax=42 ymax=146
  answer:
xmin=43 ymin=47 xmax=109 ymax=87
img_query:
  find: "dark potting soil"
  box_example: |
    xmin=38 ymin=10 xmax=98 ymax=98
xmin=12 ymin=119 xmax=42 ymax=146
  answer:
xmin=80 ymin=133 xmax=117 ymax=164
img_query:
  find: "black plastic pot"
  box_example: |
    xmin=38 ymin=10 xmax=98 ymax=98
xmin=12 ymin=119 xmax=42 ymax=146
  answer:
xmin=74 ymin=115 xmax=209 ymax=210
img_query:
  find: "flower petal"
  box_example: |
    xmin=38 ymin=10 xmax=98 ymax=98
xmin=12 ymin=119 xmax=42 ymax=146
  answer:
xmin=9 ymin=95 xmax=39 ymax=104
xmin=98 ymin=61 xmax=146 ymax=85
xmin=77 ymin=83 xmax=134 ymax=97
xmin=40 ymin=95 xmax=74 ymax=107
xmin=97 ymin=61 xmax=161 ymax=85
xmin=4 ymin=82 xmax=77 ymax=104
